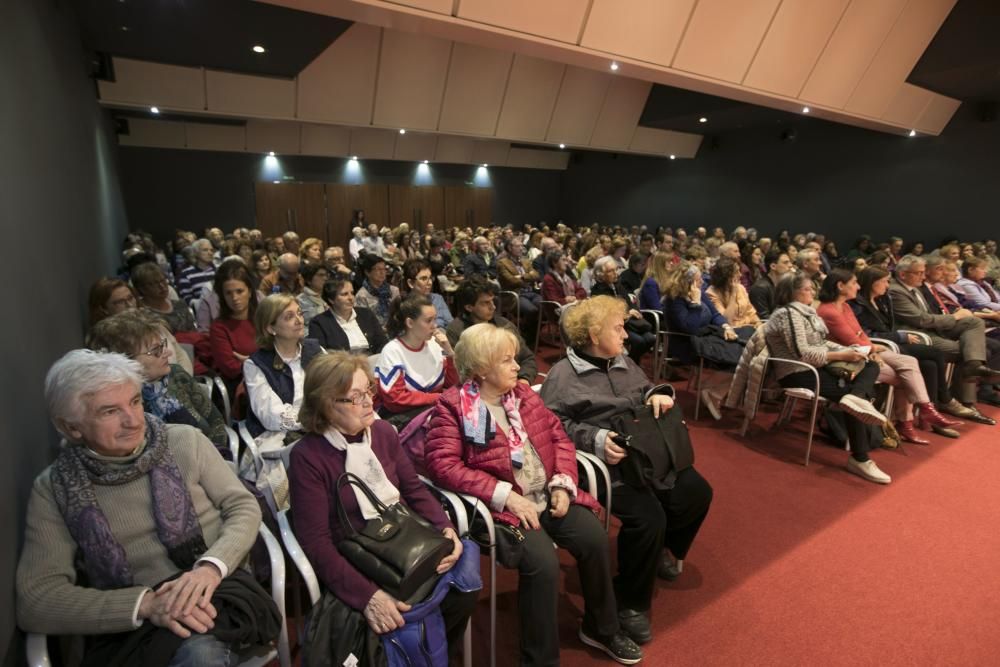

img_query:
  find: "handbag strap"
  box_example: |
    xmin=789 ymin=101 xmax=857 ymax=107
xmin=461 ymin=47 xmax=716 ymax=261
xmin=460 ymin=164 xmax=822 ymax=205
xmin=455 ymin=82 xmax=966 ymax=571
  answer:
xmin=335 ymin=472 xmax=390 ymax=536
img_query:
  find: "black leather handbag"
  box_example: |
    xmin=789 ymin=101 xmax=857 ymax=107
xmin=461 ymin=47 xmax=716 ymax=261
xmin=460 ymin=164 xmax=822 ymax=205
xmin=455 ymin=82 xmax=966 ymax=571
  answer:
xmin=336 ymin=472 xmax=453 ymax=603
xmin=610 ymin=404 xmax=695 ymax=491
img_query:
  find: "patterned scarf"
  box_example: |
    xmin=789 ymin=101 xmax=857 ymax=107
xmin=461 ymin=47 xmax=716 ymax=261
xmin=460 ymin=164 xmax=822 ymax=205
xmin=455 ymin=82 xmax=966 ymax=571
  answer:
xmin=459 ymin=380 xmax=528 ymax=469
xmin=50 ymin=414 xmax=207 ymax=590
xmin=324 ymin=426 xmax=400 ymax=520
xmin=142 ymin=374 xmax=200 ymax=429
xmin=364 ymin=278 xmax=393 ymax=321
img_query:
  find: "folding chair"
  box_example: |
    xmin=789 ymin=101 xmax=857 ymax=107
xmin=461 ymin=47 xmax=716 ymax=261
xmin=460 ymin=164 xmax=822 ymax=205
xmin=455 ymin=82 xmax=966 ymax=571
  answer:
xmin=533 ymin=300 xmax=564 ymax=354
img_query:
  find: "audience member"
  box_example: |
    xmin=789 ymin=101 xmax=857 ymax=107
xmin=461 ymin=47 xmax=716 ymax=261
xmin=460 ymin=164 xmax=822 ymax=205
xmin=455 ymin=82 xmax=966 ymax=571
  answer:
xmin=749 ymin=248 xmax=793 ymax=318
xmin=403 ymin=258 xmax=453 ymax=328
xmin=308 ymin=277 xmax=388 ymax=355
xmin=590 ymin=256 xmax=656 ymax=363
xmin=355 ymin=255 xmax=399 ymax=330
xmin=259 ymin=253 xmax=304 ymax=296
xmin=209 ymin=265 xmax=258 ymax=390
xmin=705 ymin=258 xmax=761 ymax=330
xmin=177 ymin=239 xmax=217 ymax=304
xmin=297 ymin=263 xmax=330 ymax=327
xmin=132 ymin=262 xmax=195 ymax=333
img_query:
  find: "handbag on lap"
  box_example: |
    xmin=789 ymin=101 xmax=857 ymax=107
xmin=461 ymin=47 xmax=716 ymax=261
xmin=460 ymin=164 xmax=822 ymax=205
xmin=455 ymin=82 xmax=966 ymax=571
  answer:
xmin=610 ymin=404 xmax=695 ymax=491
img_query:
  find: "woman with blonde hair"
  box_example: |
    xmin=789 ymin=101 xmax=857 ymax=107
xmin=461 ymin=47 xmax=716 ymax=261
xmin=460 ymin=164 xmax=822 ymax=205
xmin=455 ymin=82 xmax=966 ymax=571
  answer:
xmin=299 ymin=237 xmax=324 ymax=265
xmin=637 ymin=251 xmax=675 ymax=311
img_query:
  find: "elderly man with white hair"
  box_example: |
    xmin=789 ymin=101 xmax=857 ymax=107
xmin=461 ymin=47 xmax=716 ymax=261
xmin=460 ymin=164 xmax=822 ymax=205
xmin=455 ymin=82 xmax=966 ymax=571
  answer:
xmin=17 ymin=349 xmax=278 ymax=666
xmin=461 ymin=235 xmax=498 ymax=280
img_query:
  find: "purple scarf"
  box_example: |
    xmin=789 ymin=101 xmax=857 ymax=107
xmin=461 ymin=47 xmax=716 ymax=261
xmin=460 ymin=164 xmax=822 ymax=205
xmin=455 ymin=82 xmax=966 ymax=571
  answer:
xmin=50 ymin=414 xmax=207 ymax=590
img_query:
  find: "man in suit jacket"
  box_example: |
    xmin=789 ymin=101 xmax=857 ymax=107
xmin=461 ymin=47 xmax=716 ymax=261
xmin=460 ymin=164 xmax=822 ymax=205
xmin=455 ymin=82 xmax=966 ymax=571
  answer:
xmin=889 ymin=255 xmax=1000 ymax=419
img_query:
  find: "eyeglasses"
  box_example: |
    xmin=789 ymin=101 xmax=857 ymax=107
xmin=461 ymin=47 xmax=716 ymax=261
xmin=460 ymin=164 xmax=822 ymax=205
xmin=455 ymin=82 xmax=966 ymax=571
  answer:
xmin=109 ymin=294 xmax=137 ymax=309
xmin=140 ymin=337 xmax=169 ymax=358
xmin=334 ymin=385 xmax=376 ymax=406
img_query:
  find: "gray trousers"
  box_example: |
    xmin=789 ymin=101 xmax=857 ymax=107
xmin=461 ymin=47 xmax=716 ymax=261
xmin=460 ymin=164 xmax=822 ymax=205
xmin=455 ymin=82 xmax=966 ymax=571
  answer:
xmin=925 ymin=316 xmax=989 ymax=403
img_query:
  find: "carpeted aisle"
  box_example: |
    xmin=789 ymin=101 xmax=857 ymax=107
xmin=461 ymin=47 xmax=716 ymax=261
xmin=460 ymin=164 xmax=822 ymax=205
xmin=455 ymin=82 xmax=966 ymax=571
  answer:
xmin=471 ymin=352 xmax=1000 ymax=665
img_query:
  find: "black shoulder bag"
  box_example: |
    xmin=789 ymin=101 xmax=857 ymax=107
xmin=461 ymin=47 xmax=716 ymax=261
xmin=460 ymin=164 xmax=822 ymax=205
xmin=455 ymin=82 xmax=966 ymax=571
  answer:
xmin=610 ymin=404 xmax=695 ymax=491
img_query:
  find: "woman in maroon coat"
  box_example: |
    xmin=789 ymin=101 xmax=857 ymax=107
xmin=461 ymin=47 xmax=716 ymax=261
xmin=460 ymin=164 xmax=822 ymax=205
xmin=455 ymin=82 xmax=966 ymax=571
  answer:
xmin=288 ymin=352 xmax=475 ymax=659
xmin=425 ymin=323 xmax=643 ymax=666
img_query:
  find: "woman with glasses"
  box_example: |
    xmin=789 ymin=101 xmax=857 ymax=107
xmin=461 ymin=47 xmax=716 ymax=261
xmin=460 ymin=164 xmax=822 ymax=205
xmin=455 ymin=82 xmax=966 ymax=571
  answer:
xmin=288 ymin=352 xmax=475 ymax=663
xmin=403 ymin=258 xmax=452 ymax=328
xmin=88 ymin=310 xmax=228 ymax=454
xmin=355 ymin=256 xmax=400 ymax=330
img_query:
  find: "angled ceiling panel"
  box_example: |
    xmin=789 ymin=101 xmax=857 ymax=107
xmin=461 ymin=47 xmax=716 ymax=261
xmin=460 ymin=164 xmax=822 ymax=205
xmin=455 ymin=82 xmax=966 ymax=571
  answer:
xmin=589 ymin=77 xmax=652 ymax=150
xmin=470 ymin=140 xmax=511 ymax=166
xmin=393 ymin=132 xmax=439 ymax=161
xmin=349 ymin=127 xmax=398 ymax=159
xmin=246 ymin=120 xmax=301 ymax=154
xmin=881 ymin=83 xmax=933 ymax=128
xmin=546 ymin=66 xmax=612 ymax=145
xmin=300 ymin=124 xmax=351 ymax=156
xmin=742 ymin=0 xmax=851 ymax=97
xmin=495 ymin=54 xmax=566 ymax=142
xmin=385 ymin=0 xmax=454 ymax=14
xmin=205 ymin=70 xmax=295 ymax=118
xmin=845 ymin=0 xmax=958 ymax=118
xmin=296 ymin=23 xmax=381 ymax=125
xmin=672 ymin=0 xmax=782 ymax=83
xmin=372 ymin=30 xmax=452 ymax=131
xmin=438 ymin=43 xmax=513 ymax=135
xmin=434 ymin=135 xmax=475 ymax=163
xmin=184 ymin=123 xmax=246 ymax=152
xmin=506 ymin=147 xmax=570 ymax=170
xmin=580 ymin=0 xmax=696 ymax=67
xmin=458 ymin=0 xmax=590 ymax=44
xmin=800 ymin=0 xmax=909 ymax=108
xmin=915 ymin=93 xmax=961 ymax=134
xmin=629 ymin=126 xmax=701 ymax=157
xmin=98 ymin=57 xmax=205 ymax=110
xmin=118 ymin=118 xmax=186 ymax=148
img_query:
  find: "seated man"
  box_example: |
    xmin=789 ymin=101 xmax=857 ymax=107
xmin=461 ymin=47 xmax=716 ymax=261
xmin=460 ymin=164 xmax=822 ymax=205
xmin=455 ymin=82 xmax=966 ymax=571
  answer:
xmin=258 ymin=252 xmax=304 ymax=296
xmin=889 ymin=255 xmax=1000 ymax=419
xmin=445 ymin=275 xmax=537 ymax=385
xmin=17 ymin=349 xmax=278 ymax=665
xmin=461 ymin=236 xmax=498 ymax=280
xmin=496 ymin=236 xmax=541 ymax=336
xmin=322 ymin=245 xmax=354 ymax=278
xmin=748 ymin=248 xmax=792 ymax=319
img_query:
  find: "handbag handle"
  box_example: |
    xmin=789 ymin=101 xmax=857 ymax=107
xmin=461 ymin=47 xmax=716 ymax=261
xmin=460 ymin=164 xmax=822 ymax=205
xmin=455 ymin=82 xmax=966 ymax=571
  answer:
xmin=335 ymin=472 xmax=391 ymax=536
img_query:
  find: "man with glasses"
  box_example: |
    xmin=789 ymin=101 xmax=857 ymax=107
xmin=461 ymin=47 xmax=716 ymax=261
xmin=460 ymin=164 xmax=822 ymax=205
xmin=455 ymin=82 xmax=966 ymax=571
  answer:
xmin=890 ymin=255 xmax=1000 ymax=422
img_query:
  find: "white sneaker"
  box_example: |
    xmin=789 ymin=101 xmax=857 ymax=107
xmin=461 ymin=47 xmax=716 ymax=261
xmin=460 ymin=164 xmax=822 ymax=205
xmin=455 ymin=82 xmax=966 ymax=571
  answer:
xmin=846 ymin=457 xmax=891 ymax=484
xmin=701 ymin=389 xmax=723 ymax=421
xmin=839 ymin=394 xmax=887 ymax=425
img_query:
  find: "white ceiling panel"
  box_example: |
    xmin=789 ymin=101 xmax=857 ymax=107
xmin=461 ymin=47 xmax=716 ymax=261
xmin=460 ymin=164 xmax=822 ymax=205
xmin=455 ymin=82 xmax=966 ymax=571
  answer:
xmin=580 ymin=0 xmax=697 ymax=68
xmin=458 ymin=0 xmax=590 ymax=44
xmin=434 ymin=135 xmax=475 ymax=163
xmin=915 ymin=93 xmax=962 ymax=135
xmin=296 ymin=23 xmax=381 ymax=125
xmin=385 ymin=0 xmax=453 ymax=14
xmin=349 ymin=127 xmax=398 ymax=159
xmin=438 ymin=42 xmax=513 ymax=136
xmin=394 ymin=132 xmax=439 ymax=161
xmin=470 ymin=140 xmax=511 ymax=166
xmin=99 ymin=58 xmax=205 ymax=110
xmin=546 ymin=66 xmax=612 ymax=145
xmin=672 ymin=0 xmax=782 ymax=83
xmin=372 ymin=30 xmax=453 ymax=131
xmin=505 ymin=147 xmax=570 ymax=170
xmin=495 ymin=54 xmax=566 ymax=142
xmin=589 ymin=77 xmax=652 ymax=150
xmin=629 ymin=126 xmax=701 ymax=157
xmin=206 ymin=70 xmax=295 ymax=118
xmin=300 ymin=124 xmax=352 ymax=156
xmin=881 ymin=83 xmax=933 ymax=128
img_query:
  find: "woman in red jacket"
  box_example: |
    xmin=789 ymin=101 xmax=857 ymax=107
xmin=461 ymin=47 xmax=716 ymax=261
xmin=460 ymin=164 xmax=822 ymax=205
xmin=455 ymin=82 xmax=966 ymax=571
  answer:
xmin=541 ymin=250 xmax=587 ymax=306
xmin=208 ymin=264 xmax=259 ymax=394
xmin=425 ymin=323 xmax=642 ymax=666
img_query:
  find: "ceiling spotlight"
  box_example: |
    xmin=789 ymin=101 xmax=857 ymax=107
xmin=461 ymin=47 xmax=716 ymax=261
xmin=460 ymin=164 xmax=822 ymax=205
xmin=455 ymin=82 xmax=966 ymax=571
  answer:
xmin=802 ymin=106 xmax=810 ymax=114
xmin=150 ymin=106 xmax=160 ymax=114
xmin=268 ymin=151 xmax=275 ymax=157
xmin=399 ymin=129 xmax=406 ymax=134
xmin=422 ymin=159 xmax=429 ymax=164
xmin=559 ymin=143 xmax=566 ymax=149
xmin=610 ymin=62 xmax=619 ymax=71
xmin=273 ymin=180 xmax=280 ymax=184
xmin=252 ymin=45 xmax=266 ymax=54
xmin=120 ymin=25 xmax=129 ymax=31
xmin=699 ymin=117 xmax=708 ymax=123
xmin=481 ymin=163 xmax=488 ymax=168
xmin=669 ymin=154 xmax=676 ymax=160
xmin=908 ymin=129 xmax=917 ymax=137
xmin=351 ymin=156 xmax=358 ymax=161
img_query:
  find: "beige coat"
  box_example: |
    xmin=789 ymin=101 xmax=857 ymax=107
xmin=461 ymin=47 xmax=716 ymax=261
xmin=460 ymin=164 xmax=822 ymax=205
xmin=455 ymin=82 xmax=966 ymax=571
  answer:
xmin=706 ymin=284 xmax=761 ymax=329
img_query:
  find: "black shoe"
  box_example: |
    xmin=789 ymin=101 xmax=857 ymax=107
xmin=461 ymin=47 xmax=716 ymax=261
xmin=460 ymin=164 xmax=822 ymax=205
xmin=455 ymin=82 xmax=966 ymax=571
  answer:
xmin=617 ymin=609 xmax=651 ymax=645
xmin=578 ymin=627 xmax=643 ymax=664
xmin=961 ymin=362 xmax=1000 ymax=381
xmin=961 ymin=403 xmax=997 ymax=425
xmin=657 ymin=553 xmax=681 ymax=581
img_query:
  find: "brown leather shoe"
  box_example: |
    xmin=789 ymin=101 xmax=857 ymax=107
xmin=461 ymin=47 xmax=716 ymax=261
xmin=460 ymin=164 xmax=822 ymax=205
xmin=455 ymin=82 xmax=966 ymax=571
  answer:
xmin=962 ymin=362 xmax=1000 ymax=381
xmin=939 ymin=399 xmax=977 ymax=419
xmin=960 ymin=403 xmax=997 ymax=425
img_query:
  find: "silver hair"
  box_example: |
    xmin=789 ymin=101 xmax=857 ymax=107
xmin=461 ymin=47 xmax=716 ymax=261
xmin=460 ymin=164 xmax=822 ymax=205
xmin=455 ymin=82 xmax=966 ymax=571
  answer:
xmin=193 ymin=238 xmax=212 ymax=251
xmin=895 ymin=254 xmax=926 ymax=274
xmin=44 ymin=349 xmax=143 ymax=432
xmin=594 ymin=255 xmax=618 ymax=272
xmin=795 ymin=249 xmax=818 ymax=268
xmin=923 ymin=254 xmax=947 ymax=269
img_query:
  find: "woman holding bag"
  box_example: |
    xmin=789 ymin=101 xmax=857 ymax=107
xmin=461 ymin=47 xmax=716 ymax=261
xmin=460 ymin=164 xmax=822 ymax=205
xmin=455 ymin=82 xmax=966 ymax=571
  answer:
xmin=288 ymin=352 xmax=476 ymax=665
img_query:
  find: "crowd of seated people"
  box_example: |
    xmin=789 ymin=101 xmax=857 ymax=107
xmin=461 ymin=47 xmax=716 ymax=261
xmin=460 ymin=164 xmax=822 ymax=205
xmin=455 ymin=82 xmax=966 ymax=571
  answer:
xmin=20 ymin=221 xmax=1000 ymax=665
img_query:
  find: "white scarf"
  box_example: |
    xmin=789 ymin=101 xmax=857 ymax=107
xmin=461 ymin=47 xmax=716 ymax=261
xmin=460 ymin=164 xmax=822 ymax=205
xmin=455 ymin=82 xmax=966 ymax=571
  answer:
xmin=324 ymin=426 xmax=400 ymax=520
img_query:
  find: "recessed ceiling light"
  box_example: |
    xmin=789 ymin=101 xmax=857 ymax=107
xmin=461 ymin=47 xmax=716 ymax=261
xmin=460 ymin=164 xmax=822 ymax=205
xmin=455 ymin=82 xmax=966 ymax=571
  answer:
xmin=150 ymin=106 xmax=159 ymax=114
xmin=610 ymin=62 xmax=619 ymax=71
xmin=273 ymin=180 xmax=280 ymax=184
xmin=559 ymin=143 xmax=566 ymax=149
xmin=699 ymin=117 xmax=708 ymax=123
xmin=422 ymin=159 xmax=428 ymax=164
xmin=669 ymin=154 xmax=676 ymax=160
xmin=908 ymin=129 xmax=917 ymax=137
xmin=252 ymin=45 xmax=266 ymax=54
xmin=481 ymin=164 xmax=488 ymax=168
xmin=399 ymin=129 xmax=406 ymax=134
xmin=268 ymin=151 xmax=275 ymax=157
xmin=120 ymin=25 xmax=129 ymax=32
xmin=802 ymin=106 xmax=810 ymax=114
xmin=351 ymin=156 xmax=358 ymax=161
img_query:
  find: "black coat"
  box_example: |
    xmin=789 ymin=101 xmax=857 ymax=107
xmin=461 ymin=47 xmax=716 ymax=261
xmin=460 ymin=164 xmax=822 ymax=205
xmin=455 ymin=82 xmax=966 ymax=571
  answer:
xmin=850 ymin=296 xmax=908 ymax=345
xmin=308 ymin=307 xmax=388 ymax=354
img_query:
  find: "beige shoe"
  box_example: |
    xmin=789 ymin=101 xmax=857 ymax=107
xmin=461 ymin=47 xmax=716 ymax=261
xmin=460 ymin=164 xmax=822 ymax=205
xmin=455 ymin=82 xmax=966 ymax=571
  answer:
xmin=839 ymin=394 xmax=887 ymax=425
xmin=846 ymin=457 xmax=891 ymax=484
xmin=701 ymin=389 xmax=723 ymax=421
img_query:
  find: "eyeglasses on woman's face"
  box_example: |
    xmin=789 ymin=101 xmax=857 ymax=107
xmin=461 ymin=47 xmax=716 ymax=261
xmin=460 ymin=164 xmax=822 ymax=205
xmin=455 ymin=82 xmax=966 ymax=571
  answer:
xmin=139 ymin=336 xmax=169 ymax=358
xmin=334 ymin=384 xmax=375 ymax=406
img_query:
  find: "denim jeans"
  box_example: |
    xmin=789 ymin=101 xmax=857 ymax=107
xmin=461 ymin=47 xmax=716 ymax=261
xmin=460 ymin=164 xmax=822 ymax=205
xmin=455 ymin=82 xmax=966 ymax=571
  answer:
xmin=167 ymin=633 xmax=234 ymax=667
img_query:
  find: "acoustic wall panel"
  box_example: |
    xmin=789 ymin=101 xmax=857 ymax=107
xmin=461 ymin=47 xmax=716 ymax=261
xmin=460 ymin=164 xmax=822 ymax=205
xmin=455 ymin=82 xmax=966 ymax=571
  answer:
xmin=300 ymin=124 xmax=351 ymax=156
xmin=372 ymin=30 xmax=452 ymax=131
xmin=438 ymin=42 xmax=513 ymax=135
xmin=458 ymin=0 xmax=590 ymax=44
xmin=205 ymin=70 xmax=295 ymax=118
xmin=98 ymin=58 xmax=205 ymax=110
xmin=580 ymin=0 xmax=697 ymax=67
xmin=296 ymin=23 xmax=382 ymax=125
xmin=117 ymin=119 xmax=187 ymax=149
xmin=672 ymin=0 xmax=782 ymax=83
xmin=495 ymin=54 xmax=566 ymax=142
xmin=546 ymin=66 xmax=612 ymax=145
xmin=589 ymin=77 xmax=652 ymax=150
xmin=246 ymin=120 xmax=301 ymax=154
xmin=184 ymin=123 xmax=247 ymax=152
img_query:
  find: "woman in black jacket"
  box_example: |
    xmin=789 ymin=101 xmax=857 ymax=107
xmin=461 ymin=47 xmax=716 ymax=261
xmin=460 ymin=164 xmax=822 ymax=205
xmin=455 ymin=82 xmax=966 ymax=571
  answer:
xmin=851 ymin=267 xmax=973 ymax=433
xmin=308 ymin=276 xmax=388 ymax=354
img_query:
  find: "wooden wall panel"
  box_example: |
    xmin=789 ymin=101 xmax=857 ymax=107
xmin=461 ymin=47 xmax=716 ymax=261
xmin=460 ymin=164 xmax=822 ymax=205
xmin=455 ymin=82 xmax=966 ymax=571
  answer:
xmin=246 ymin=120 xmax=301 ymax=154
xmin=326 ymin=184 xmax=390 ymax=241
xmin=388 ymin=185 xmax=418 ymax=228
xmin=99 ymin=58 xmax=205 ymax=110
xmin=296 ymin=23 xmax=381 ymax=125
xmin=417 ymin=186 xmax=446 ymax=230
xmin=253 ymin=183 xmax=326 ymax=241
xmin=580 ymin=0 xmax=696 ymax=67
xmin=589 ymin=77 xmax=651 ymax=150
xmin=743 ymin=0 xmax=850 ymax=97
xmin=672 ymin=0 xmax=782 ymax=83
xmin=546 ymin=66 xmax=612 ymax=145
xmin=184 ymin=123 xmax=246 ymax=152
xmin=444 ymin=186 xmax=474 ymax=229
xmin=205 ymin=70 xmax=295 ymax=117
xmin=372 ymin=30 xmax=452 ymax=131
xmin=494 ymin=54 xmax=565 ymax=142
xmin=300 ymin=124 xmax=351 ymax=156
xmin=438 ymin=43 xmax=513 ymax=136
xmin=118 ymin=119 xmax=186 ymax=149
xmin=458 ymin=0 xmax=590 ymax=44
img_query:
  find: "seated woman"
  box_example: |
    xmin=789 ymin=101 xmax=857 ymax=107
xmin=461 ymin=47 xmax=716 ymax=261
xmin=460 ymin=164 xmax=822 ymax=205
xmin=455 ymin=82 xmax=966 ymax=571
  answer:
xmin=763 ymin=274 xmax=892 ymax=484
xmin=590 ymin=256 xmax=656 ymax=363
xmin=355 ymin=256 xmax=400 ymax=331
xmin=296 ymin=263 xmax=330 ymax=327
xmin=132 ymin=261 xmax=196 ymax=333
xmin=289 ymin=352 xmax=475 ymax=663
xmin=738 ymin=243 xmax=763 ymax=291
xmin=209 ymin=265 xmax=259 ymax=394
xmin=308 ymin=277 xmax=387 ymax=355
xmin=426 ymin=323 xmax=642 ymax=665
xmin=956 ymin=256 xmax=1000 ymax=312
xmin=89 ymin=310 xmax=229 ymax=454
xmin=18 ymin=350 xmax=276 ymax=665
xmin=541 ymin=297 xmax=713 ymax=645
xmin=852 ymin=267 xmax=974 ymax=432
xmin=706 ymin=258 xmax=762 ymax=330
xmin=403 ymin=257 xmax=453 ymax=328
xmin=541 ymin=250 xmax=586 ymax=309
xmin=637 ymin=251 xmax=674 ymax=312
xmin=375 ymin=294 xmax=458 ymax=428
xmin=817 ymin=269 xmax=959 ymax=444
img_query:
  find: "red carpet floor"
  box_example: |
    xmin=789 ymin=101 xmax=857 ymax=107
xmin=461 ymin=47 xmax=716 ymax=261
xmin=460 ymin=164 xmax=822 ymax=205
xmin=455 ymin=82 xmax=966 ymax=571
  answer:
xmin=465 ymin=349 xmax=1000 ymax=666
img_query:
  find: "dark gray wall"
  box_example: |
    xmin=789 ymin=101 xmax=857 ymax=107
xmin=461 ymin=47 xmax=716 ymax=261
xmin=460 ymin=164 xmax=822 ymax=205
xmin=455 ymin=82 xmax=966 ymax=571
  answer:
xmin=561 ymin=105 xmax=1000 ymax=249
xmin=117 ymin=147 xmax=564 ymax=244
xmin=0 ymin=0 xmax=129 ymax=661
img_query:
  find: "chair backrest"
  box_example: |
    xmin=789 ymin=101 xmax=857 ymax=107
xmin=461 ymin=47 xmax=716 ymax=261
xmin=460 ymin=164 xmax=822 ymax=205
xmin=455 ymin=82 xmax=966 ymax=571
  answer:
xmin=397 ymin=407 xmax=435 ymax=475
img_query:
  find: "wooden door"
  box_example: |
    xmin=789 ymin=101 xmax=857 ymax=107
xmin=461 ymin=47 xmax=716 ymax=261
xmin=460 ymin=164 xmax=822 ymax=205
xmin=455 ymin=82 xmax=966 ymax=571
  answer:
xmin=388 ymin=185 xmax=418 ymax=229
xmin=416 ymin=186 xmax=444 ymax=232
xmin=444 ymin=186 xmax=473 ymax=230
xmin=326 ymin=184 xmax=389 ymax=247
xmin=254 ymin=182 xmax=326 ymax=242
xmin=473 ymin=188 xmax=493 ymax=228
